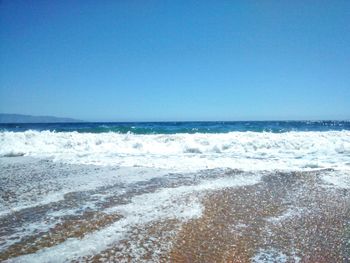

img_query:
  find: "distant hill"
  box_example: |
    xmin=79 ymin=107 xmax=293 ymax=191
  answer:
xmin=0 ymin=114 xmax=83 ymax=123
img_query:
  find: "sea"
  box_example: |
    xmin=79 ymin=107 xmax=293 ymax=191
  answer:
xmin=0 ymin=121 xmax=349 ymax=262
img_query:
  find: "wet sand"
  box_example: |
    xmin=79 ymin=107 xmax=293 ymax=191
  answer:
xmin=86 ymin=172 xmax=350 ymax=262
xmin=169 ymin=172 xmax=349 ymax=262
xmin=1 ymin=161 xmax=349 ymax=262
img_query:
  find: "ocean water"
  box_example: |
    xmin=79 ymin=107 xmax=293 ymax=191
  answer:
xmin=1 ymin=120 xmax=349 ymax=133
xmin=1 ymin=121 xmax=350 ymax=171
xmin=0 ymin=121 xmax=349 ymax=262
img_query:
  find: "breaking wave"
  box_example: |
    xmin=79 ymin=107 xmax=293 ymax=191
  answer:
xmin=1 ymin=130 xmax=349 ymax=171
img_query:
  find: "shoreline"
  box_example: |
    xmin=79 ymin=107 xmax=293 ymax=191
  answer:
xmin=1 ymin=158 xmax=349 ymax=262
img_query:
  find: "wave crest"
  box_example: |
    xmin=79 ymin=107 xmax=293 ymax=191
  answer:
xmin=1 ymin=130 xmax=349 ymax=171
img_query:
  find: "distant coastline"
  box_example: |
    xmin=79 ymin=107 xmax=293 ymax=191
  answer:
xmin=0 ymin=113 xmax=82 ymax=123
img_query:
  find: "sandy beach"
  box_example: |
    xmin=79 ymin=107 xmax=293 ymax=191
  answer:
xmin=1 ymin=157 xmax=349 ymax=262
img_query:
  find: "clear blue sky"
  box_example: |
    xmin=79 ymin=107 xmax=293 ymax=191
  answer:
xmin=1 ymin=1 xmax=349 ymax=121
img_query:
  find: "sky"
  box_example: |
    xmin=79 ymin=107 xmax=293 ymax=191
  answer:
xmin=0 ymin=1 xmax=349 ymax=121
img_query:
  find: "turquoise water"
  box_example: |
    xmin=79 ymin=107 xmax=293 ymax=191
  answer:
xmin=1 ymin=120 xmax=349 ymax=133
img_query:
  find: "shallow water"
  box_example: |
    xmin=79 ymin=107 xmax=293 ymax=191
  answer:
xmin=1 ymin=157 xmax=349 ymax=262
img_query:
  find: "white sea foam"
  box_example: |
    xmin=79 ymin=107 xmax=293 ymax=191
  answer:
xmin=322 ymin=170 xmax=350 ymax=189
xmin=1 ymin=130 xmax=349 ymax=172
xmin=266 ymin=207 xmax=304 ymax=224
xmin=6 ymin=174 xmax=261 ymax=262
xmin=252 ymin=248 xmax=301 ymax=263
xmin=0 ymin=162 xmax=177 ymax=252
xmin=0 ymin=162 xmax=169 ymax=218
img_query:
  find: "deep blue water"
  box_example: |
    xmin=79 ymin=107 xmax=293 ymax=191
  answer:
xmin=0 ymin=121 xmax=349 ymax=134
